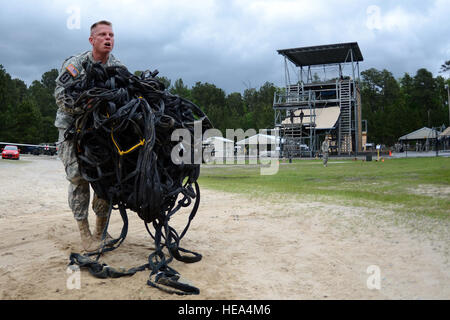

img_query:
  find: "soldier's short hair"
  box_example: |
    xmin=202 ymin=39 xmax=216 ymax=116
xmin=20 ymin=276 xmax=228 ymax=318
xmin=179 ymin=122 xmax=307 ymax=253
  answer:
xmin=90 ymin=20 xmax=113 ymax=35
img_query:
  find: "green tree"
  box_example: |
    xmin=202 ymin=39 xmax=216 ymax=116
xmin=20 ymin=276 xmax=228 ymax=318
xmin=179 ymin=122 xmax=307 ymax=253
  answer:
xmin=225 ymin=92 xmax=245 ymax=129
xmin=0 ymin=66 xmax=29 ymax=141
xmin=411 ymin=68 xmax=442 ymax=127
xmin=440 ymin=60 xmax=450 ymax=74
xmin=255 ymin=82 xmax=276 ymax=130
xmin=41 ymin=69 xmax=58 ymax=92
xmin=191 ymin=82 xmax=227 ymax=134
xmin=398 ymin=73 xmax=421 ymax=134
xmin=10 ymin=99 xmax=42 ymax=144
xmin=361 ymin=68 xmax=402 ymax=144
xmin=28 ymin=69 xmax=59 ymax=142
xmin=170 ymin=78 xmax=191 ymax=100
xmin=433 ymin=76 xmax=450 ymax=127
xmin=156 ymin=76 xmax=171 ymax=90
xmin=240 ymin=82 xmax=278 ymax=132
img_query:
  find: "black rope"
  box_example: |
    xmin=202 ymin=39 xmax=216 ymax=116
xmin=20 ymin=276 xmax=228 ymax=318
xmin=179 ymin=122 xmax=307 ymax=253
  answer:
xmin=65 ymin=61 xmax=212 ymax=295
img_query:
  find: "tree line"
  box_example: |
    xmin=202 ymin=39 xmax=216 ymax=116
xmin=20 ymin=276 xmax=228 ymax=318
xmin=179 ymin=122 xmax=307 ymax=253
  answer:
xmin=0 ymin=63 xmax=449 ymax=146
xmin=360 ymin=67 xmax=449 ymax=145
xmin=0 ymin=65 xmax=59 ymax=144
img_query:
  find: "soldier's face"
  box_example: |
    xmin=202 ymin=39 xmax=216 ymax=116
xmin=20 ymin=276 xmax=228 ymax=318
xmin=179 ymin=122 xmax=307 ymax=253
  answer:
xmin=89 ymin=24 xmax=114 ymax=54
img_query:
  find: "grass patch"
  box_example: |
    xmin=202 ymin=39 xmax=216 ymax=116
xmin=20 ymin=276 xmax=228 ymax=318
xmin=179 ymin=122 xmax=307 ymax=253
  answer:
xmin=198 ymin=157 xmax=450 ymax=219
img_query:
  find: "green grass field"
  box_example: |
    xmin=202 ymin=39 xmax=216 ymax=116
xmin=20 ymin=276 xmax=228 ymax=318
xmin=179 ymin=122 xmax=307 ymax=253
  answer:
xmin=199 ymin=157 xmax=450 ymax=219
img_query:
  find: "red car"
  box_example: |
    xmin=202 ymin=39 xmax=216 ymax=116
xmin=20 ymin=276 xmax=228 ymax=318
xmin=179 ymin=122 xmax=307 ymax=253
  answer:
xmin=1 ymin=145 xmax=20 ymax=160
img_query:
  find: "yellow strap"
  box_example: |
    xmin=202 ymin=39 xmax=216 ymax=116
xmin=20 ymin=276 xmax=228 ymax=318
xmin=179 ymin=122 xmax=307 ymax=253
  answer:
xmin=111 ymin=130 xmax=145 ymax=156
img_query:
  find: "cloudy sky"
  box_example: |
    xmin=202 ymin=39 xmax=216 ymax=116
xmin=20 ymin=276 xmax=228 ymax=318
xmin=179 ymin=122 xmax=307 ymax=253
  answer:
xmin=1 ymin=0 xmax=449 ymax=93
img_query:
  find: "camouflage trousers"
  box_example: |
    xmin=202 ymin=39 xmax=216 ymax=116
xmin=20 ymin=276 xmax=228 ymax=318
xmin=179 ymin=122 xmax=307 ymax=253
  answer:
xmin=323 ymin=152 xmax=329 ymax=167
xmin=58 ymin=129 xmax=109 ymax=221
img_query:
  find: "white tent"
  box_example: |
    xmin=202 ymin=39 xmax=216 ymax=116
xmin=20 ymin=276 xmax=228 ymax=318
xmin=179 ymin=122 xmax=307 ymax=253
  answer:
xmin=203 ymin=136 xmax=234 ymax=158
xmin=398 ymin=127 xmax=439 ymax=141
xmin=236 ymin=134 xmax=280 ymax=156
xmin=439 ymin=127 xmax=450 ymax=137
xmin=236 ymin=133 xmax=279 ymax=145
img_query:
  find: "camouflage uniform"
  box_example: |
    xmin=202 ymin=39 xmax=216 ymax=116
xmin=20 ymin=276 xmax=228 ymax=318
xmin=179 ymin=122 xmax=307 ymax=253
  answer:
xmin=321 ymin=139 xmax=329 ymax=167
xmin=54 ymin=51 xmax=125 ymax=221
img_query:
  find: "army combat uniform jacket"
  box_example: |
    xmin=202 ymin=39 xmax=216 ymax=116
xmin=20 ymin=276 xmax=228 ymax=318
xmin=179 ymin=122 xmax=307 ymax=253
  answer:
xmin=321 ymin=140 xmax=329 ymax=153
xmin=54 ymin=50 xmax=125 ymax=130
xmin=54 ymin=51 xmax=125 ymax=220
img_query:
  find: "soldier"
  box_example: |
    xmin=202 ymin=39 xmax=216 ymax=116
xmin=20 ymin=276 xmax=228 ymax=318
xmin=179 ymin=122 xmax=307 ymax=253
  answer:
xmin=321 ymin=136 xmax=330 ymax=167
xmin=54 ymin=20 xmax=125 ymax=252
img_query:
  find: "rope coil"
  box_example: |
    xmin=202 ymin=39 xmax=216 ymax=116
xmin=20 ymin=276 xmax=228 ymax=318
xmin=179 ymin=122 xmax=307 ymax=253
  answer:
xmin=65 ymin=61 xmax=212 ymax=295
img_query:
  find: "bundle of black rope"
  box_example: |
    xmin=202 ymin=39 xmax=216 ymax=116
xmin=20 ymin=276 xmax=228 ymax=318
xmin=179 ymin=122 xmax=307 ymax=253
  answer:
xmin=64 ymin=61 xmax=212 ymax=295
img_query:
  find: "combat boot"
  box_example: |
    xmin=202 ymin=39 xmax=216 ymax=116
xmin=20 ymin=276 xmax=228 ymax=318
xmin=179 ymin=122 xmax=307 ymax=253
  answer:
xmin=94 ymin=216 xmax=114 ymax=246
xmin=77 ymin=219 xmax=101 ymax=252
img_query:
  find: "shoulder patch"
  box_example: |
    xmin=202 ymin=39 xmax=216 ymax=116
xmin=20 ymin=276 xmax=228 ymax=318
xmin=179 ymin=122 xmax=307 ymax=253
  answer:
xmin=66 ymin=64 xmax=79 ymax=77
xmin=59 ymin=71 xmax=72 ymax=84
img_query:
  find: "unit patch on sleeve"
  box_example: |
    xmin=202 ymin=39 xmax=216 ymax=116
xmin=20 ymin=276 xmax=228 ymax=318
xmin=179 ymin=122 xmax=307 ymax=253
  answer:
xmin=66 ymin=64 xmax=79 ymax=77
xmin=59 ymin=71 xmax=71 ymax=84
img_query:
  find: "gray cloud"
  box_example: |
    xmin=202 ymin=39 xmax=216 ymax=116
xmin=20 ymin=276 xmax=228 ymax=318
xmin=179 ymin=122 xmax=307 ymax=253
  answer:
xmin=0 ymin=0 xmax=449 ymax=93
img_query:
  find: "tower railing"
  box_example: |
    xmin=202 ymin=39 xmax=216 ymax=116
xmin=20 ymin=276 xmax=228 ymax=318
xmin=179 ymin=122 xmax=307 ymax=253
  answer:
xmin=273 ymin=89 xmax=316 ymax=157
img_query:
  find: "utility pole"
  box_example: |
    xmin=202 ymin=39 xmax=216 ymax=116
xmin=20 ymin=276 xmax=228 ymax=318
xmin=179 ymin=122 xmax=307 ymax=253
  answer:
xmin=405 ymin=135 xmax=407 ymax=158
xmin=446 ymin=84 xmax=450 ymax=127
xmin=435 ymin=127 xmax=439 ymax=157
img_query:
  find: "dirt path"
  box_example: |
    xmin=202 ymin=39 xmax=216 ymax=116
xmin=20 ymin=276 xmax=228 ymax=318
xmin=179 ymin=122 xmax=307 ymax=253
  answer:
xmin=0 ymin=156 xmax=448 ymax=299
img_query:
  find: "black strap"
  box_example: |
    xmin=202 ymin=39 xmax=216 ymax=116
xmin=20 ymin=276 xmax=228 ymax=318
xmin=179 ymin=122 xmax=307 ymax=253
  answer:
xmin=69 ymin=252 xmax=149 ymax=279
xmin=64 ymin=61 xmax=212 ymax=295
xmin=68 ymin=200 xmax=139 ymax=278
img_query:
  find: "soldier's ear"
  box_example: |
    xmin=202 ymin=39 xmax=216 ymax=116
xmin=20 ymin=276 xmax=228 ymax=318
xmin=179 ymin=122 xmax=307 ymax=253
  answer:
xmin=89 ymin=36 xmax=94 ymax=45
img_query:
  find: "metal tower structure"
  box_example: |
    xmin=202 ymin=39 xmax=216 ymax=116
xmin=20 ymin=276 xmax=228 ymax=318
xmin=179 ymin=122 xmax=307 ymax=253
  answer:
xmin=273 ymin=42 xmax=364 ymax=156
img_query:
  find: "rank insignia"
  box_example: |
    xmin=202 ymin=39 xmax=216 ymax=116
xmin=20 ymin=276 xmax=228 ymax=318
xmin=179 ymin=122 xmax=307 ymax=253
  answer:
xmin=66 ymin=64 xmax=79 ymax=77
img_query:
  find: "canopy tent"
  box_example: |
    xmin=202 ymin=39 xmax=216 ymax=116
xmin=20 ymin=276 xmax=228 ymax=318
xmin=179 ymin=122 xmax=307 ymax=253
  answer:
xmin=236 ymin=133 xmax=280 ymax=156
xmin=203 ymin=136 xmax=234 ymax=144
xmin=236 ymin=133 xmax=280 ymax=145
xmin=439 ymin=127 xmax=450 ymax=137
xmin=398 ymin=127 xmax=439 ymax=141
xmin=281 ymin=106 xmax=340 ymax=129
xmin=203 ymin=136 xmax=234 ymax=158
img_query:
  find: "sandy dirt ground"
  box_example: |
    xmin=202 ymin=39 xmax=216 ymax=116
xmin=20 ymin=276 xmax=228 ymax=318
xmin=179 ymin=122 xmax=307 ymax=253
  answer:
xmin=0 ymin=155 xmax=449 ymax=300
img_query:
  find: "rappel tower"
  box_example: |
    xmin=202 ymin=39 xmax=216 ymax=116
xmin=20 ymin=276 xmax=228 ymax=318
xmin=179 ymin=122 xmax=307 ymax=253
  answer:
xmin=273 ymin=42 xmax=365 ymax=157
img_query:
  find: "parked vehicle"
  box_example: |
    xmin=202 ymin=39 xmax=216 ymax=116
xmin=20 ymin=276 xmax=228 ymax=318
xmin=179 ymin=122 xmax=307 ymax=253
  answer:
xmin=30 ymin=146 xmax=41 ymax=155
xmin=39 ymin=143 xmax=57 ymax=156
xmin=1 ymin=145 xmax=20 ymax=160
